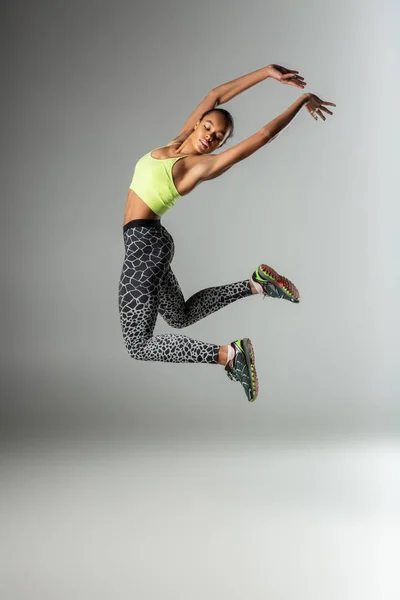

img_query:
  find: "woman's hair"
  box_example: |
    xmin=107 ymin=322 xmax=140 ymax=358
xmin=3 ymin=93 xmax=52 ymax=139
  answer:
xmin=199 ymin=108 xmax=234 ymax=141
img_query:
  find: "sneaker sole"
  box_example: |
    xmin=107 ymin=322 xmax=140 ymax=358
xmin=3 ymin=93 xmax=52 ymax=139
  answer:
xmin=241 ymin=338 xmax=259 ymax=402
xmin=258 ymin=264 xmax=300 ymax=303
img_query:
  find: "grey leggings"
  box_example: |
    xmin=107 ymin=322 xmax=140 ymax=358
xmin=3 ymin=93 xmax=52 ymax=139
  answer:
xmin=118 ymin=219 xmax=253 ymax=364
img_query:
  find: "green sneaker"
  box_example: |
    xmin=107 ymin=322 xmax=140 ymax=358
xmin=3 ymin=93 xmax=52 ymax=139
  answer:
xmin=252 ymin=264 xmax=300 ymax=303
xmin=225 ymin=338 xmax=259 ymax=402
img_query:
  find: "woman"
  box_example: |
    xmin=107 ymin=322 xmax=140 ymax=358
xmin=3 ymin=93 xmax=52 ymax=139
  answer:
xmin=119 ymin=63 xmax=335 ymax=402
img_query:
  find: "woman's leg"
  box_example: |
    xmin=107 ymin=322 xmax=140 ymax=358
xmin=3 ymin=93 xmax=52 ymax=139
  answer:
xmin=158 ymin=264 xmax=254 ymax=329
xmin=119 ymin=222 xmax=259 ymax=400
xmin=119 ymin=222 xmax=221 ymax=364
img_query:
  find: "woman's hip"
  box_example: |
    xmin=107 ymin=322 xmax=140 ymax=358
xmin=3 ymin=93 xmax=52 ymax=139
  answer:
xmin=122 ymin=220 xmax=174 ymax=263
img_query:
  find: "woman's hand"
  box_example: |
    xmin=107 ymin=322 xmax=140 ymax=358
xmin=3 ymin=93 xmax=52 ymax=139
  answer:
xmin=304 ymin=93 xmax=336 ymax=121
xmin=267 ymin=64 xmax=307 ymax=89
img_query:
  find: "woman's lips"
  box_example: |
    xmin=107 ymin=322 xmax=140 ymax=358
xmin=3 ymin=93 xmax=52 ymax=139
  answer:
xmin=199 ymin=139 xmax=209 ymax=150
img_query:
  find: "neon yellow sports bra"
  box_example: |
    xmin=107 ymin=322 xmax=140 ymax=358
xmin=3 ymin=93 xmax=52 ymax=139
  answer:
xmin=129 ymin=148 xmax=189 ymax=216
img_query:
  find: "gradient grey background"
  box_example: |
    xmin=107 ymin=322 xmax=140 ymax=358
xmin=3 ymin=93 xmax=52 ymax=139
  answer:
xmin=1 ymin=0 xmax=399 ymax=598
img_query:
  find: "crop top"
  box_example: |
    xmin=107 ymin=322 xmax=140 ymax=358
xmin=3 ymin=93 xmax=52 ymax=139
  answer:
xmin=129 ymin=149 xmax=189 ymax=216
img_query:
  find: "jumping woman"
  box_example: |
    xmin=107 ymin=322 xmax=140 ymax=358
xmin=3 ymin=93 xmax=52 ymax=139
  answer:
xmin=119 ymin=63 xmax=335 ymax=402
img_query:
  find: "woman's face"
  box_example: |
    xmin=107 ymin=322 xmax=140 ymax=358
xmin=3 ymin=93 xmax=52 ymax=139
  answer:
xmin=193 ymin=112 xmax=231 ymax=154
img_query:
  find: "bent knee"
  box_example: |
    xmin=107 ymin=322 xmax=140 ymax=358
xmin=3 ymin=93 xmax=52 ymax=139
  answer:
xmin=124 ymin=339 xmax=148 ymax=361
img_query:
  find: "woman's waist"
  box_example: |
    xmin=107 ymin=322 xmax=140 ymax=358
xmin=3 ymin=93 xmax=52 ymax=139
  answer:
xmin=123 ymin=218 xmax=162 ymax=232
xmin=124 ymin=188 xmax=161 ymax=223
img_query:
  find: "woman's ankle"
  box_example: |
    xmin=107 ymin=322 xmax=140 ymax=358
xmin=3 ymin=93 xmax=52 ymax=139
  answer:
xmin=218 ymin=345 xmax=229 ymax=365
xmin=249 ymin=279 xmax=262 ymax=295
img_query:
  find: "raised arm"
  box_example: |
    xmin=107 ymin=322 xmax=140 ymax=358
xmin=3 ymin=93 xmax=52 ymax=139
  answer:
xmin=212 ymin=63 xmax=307 ymax=104
xmin=175 ymin=64 xmax=307 ymax=140
xmin=199 ymin=93 xmax=336 ymax=181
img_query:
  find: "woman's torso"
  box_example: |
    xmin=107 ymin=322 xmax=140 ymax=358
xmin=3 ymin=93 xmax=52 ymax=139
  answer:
xmin=123 ymin=142 xmax=203 ymax=225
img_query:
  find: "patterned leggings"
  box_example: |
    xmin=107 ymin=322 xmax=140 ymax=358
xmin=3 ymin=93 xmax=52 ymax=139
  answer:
xmin=118 ymin=219 xmax=253 ymax=364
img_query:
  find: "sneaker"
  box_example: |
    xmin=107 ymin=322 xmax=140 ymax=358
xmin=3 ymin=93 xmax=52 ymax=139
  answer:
xmin=225 ymin=338 xmax=259 ymax=402
xmin=252 ymin=264 xmax=300 ymax=303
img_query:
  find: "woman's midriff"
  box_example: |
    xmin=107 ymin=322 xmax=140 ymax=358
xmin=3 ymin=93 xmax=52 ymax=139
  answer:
xmin=123 ymin=188 xmax=160 ymax=224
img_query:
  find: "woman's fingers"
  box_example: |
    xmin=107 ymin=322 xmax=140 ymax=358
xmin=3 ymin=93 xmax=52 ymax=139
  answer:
xmin=320 ymin=105 xmax=333 ymax=116
xmin=307 ymin=106 xmax=318 ymax=120
xmin=289 ymin=80 xmax=307 ymax=89
xmin=281 ymin=73 xmax=298 ymax=80
xmin=306 ymin=94 xmax=336 ymax=121
xmin=292 ymin=75 xmax=306 ymax=84
xmin=311 ymin=107 xmax=333 ymax=121
xmin=282 ymin=73 xmax=307 ymax=87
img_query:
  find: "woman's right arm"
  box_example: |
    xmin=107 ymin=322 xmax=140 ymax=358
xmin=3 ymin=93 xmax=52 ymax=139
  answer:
xmin=261 ymin=93 xmax=311 ymax=140
xmin=199 ymin=93 xmax=335 ymax=180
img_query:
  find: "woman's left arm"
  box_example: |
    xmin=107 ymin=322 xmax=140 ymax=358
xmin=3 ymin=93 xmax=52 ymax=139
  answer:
xmin=212 ymin=64 xmax=307 ymax=105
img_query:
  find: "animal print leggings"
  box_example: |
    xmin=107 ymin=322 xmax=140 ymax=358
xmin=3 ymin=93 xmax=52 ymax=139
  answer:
xmin=118 ymin=219 xmax=253 ymax=364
